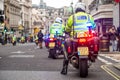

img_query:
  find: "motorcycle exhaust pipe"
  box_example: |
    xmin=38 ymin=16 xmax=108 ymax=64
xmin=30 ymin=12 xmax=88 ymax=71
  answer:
xmin=70 ymin=56 xmax=78 ymax=65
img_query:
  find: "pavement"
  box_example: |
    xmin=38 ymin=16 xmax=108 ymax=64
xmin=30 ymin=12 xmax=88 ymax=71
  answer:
xmin=99 ymin=51 xmax=120 ymax=71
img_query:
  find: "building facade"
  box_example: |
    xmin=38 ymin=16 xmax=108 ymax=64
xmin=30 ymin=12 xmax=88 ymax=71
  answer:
xmin=19 ymin=0 xmax=32 ymax=36
xmin=113 ymin=2 xmax=120 ymax=28
xmin=0 ymin=0 xmax=4 ymax=13
xmin=0 ymin=0 xmax=4 ymax=24
xmin=32 ymin=0 xmax=48 ymax=35
xmin=31 ymin=0 xmax=72 ymax=35
xmin=80 ymin=0 xmax=120 ymax=33
xmin=39 ymin=0 xmax=46 ymax=9
xmin=88 ymin=0 xmax=114 ymax=34
xmin=4 ymin=0 xmax=21 ymax=37
xmin=32 ymin=8 xmax=46 ymax=35
xmin=0 ymin=0 xmax=4 ymax=35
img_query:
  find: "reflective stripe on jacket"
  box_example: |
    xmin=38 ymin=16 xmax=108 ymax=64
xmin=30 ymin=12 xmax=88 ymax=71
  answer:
xmin=65 ymin=12 xmax=96 ymax=36
xmin=12 ymin=36 xmax=16 ymax=41
xmin=50 ymin=22 xmax=65 ymax=36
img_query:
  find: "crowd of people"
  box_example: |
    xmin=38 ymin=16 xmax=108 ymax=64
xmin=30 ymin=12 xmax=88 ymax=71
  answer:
xmin=107 ymin=25 xmax=120 ymax=51
xmin=99 ymin=25 xmax=120 ymax=52
xmin=0 ymin=34 xmax=34 ymax=45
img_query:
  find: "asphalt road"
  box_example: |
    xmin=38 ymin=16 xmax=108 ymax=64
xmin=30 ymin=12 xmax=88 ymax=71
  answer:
xmin=0 ymin=43 xmax=119 ymax=80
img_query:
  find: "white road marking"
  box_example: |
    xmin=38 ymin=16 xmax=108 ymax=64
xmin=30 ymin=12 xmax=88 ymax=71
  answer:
xmin=0 ymin=71 xmax=76 ymax=80
xmin=69 ymin=64 xmax=76 ymax=70
xmin=98 ymin=56 xmax=112 ymax=64
xmin=99 ymin=54 xmax=120 ymax=63
xmin=18 ymin=43 xmax=35 ymax=46
xmin=28 ymin=49 xmax=31 ymax=50
xmin=11 ymin=51 xmax=25 ymax=54
xmin=104 ymin=56 xmax=120 ymax=62
xmin=9 ymin=55 xmax=34 ymax=58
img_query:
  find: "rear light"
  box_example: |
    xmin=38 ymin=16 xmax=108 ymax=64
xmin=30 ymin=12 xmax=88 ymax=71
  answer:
xmin=89 ymin=33 xmax=94 ymax=37
xmin=78 ymin=39 xmax=86 ymax=43
xmin=94 ymin=45 xmax=98 ymax=51
xmin=67 ymin=46 xmax=71 ymax=53
xmin=49 ymin=38 xmax=55 ymax=41
xmin=89 ymin=34 xmax=92 ymax=37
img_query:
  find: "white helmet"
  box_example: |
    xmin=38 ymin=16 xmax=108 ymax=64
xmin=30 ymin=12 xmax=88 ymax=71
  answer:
xmin=74 ymin=2 xmax=86 ymax=12
xmin=55 ymin=17 xmax=62 ymax=24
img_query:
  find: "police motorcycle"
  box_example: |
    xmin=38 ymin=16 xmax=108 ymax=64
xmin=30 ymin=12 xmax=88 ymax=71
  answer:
xmin=62 ymin=27 xmax=99 ymax=77
xmin=12 ymin=39 xmax=16 ymax=46
xmin=34 ymin=36 xmax=38 ymax=46
xmin=21 ymin=38 xmax=25 ymax=44
xmin=48 ymin=32 xmax=64 ymax=59
xmin=35 ymin=39 xmax=38 ymax=45
xmin=12 ymin=36 xmax=17 ymax=46
xmin=44 ymin=34 xmax=49 ymax=49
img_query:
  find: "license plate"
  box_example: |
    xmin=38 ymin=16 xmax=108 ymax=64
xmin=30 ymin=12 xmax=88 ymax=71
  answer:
xmin=78 ymin=47 xmax=89 ymax=56
xmin=49 ymin=42 xmax=55 ymax=48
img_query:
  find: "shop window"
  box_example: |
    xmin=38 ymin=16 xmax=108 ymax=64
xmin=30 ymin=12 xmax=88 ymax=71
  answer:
xmin=101 ymin=0 xmax=113 ymax=4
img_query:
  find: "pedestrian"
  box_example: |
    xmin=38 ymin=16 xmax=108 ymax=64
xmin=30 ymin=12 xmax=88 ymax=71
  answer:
xmin=117 ymin=26 xmax=120 ymax=51
xmin=34 ymin=35 xmax=38 ymax=46
xmin=37 ymin=30 xmax=44 ymax=49
xmin=108 ymin=26 xmax=118 ymax=52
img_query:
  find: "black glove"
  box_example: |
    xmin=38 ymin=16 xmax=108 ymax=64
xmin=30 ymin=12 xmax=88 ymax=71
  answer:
xmin=64 ymin=31 xmax=70 ymax=35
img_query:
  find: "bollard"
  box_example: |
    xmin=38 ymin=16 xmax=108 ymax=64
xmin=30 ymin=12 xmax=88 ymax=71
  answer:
xmin=99 ymin=36 xmax=110 ymax=52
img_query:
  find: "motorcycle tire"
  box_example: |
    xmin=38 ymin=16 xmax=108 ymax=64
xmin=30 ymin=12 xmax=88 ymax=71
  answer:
xmin=39 ymin=42 xmax=42 ymax=49
xmin=13 ymin=42 xmax=16 ymax=46
xmin=50 ymin=49 xmax=58 ymax=59
xmin=79 ymin=58 xmax=88 ymax=77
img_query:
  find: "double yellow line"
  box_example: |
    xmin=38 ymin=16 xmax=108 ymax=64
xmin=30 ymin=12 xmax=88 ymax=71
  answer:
xmin=101 ymin=65 xmax=120 ymax=80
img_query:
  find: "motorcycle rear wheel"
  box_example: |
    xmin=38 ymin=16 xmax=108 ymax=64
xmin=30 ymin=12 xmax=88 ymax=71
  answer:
xmin=79 ymin=58 xmax=88 ymax=77
xmin=50 ymin=49 xmax=58 ymax=59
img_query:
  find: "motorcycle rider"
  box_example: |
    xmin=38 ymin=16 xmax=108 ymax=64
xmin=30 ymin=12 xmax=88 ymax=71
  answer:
xmin=61 ymin=2 xmax=96 ymax=75
xmin=34 ymin=35 xmax=38 ymax=45
xmin=50 ymin=17 xmax=65 ymax=36
xmin=12 ymin=34 xmax=17 ymax=45
xmin=48 ymin=17 xmax=65 ymax=58
xmin=37 ymin=30 xmax=44 ymax=49
xmin=21 ymin=35 xmax=25 ymax=43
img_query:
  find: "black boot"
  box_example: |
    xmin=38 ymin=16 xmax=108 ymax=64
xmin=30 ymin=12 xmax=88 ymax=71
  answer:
xmin=48 ymin=53 xmax=52 ymax=58
xmin=61 ymin=60 xmax=68 ymax=75
xmin=61 ymin=68 xmax=67 ymax=75
xmin=48 ymin=55 xmax=51 ymax=58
